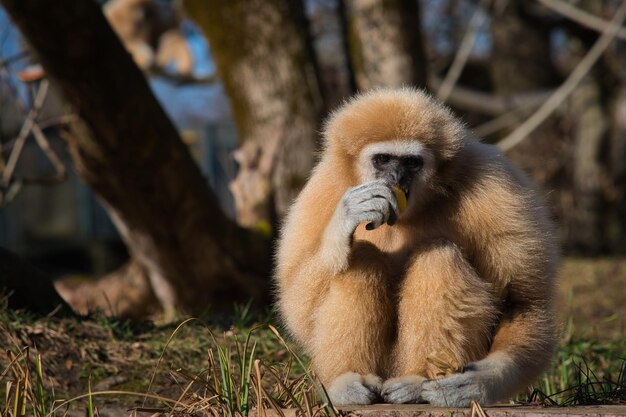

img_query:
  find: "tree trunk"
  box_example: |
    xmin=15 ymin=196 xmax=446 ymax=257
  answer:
xmin=54 ymin=259 xmax=159 ymax=320
xmin=607 ymin=84 xmax=626 ymax=252
xmin=490 ymin=2 xmax=557 ymax=94
xmin=564 ymin=0 xmax=615 ymax=254
xmin=1 ymin=0 xmax=271 ymax=316
xmin=489 ymin=0 xmax=571 ymax=245
xmin=343 ymin=0 xmax=428 ymax=90
xmin=568 ymin=75 xmax=608 ymax=253
xmin=186 ymin=0 xmax=323 ymax=232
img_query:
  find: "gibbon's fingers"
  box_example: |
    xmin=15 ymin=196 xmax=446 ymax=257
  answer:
xmin=327 ymin=372 xmax=382 ymax=406
xmin=382 ymin=375 xmax=427 ymax=404
xmin=320 ymin=180 xmax=398 ymax=272
xmin=420 ymin=372 xmax=485 ymax=407
xmin=349 ymin=180 xmax=399 ymax=216
xmin=340 ymin=180 xmax=399 ymax=231
xmin=420 ymin=354 xmax=514 ymax=407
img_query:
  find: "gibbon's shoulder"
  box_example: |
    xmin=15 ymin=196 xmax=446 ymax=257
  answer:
xmin=322 ymin=88 xmax=465 ymax=162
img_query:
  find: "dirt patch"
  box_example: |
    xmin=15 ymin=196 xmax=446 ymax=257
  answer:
xmin=1 ymin=317 xmax=216 ymax=408
xmin=558 ymin=258 xmax=626 ymax=339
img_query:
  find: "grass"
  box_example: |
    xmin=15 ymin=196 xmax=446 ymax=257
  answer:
xmin=0 ymin=305 xmax=337 ymax=417
xmin=1 ymin=257 xmax=626 ymax=415
xmin=518 ymin=330 xmax=626 ymax=405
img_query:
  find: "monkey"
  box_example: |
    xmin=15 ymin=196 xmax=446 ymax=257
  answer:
xmin=274 ymin=88 xmax=558 ymax=407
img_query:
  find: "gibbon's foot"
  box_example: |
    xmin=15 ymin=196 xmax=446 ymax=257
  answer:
xmin=327 ymin=372 xmax=383 ymax=405
xmin=421 ymin=370 xmax=488 ymax=407
xmin=381 ymin=375 xmax=427 ymax=404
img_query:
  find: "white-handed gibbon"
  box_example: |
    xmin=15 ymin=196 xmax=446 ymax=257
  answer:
xmin=275 ymin=88 xmax=558 ymax=407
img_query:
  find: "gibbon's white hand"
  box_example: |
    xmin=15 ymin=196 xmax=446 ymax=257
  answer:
xmin=320 ymin=179 xmax=399 ymax=271
xmin=335 ymin=179 xmax=400 ymax=233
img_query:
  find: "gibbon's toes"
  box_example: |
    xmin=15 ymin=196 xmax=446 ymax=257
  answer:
xmin=362 ymin=374 xmax=383 ymax=395
xmin=327 ymin=372 xmax=380 ymax=405
xmin=420 ymin=373 xmax=485 ymax=407
xmin=381 ymin=375 xmax=426 ymax=404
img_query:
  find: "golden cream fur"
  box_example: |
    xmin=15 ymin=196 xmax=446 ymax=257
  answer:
xmin=275 ymin=88 xmax=558 ymax=407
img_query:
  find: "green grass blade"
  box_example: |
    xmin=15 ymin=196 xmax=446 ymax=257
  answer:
xmin=34 ymin=351 xmax=47 ymax=417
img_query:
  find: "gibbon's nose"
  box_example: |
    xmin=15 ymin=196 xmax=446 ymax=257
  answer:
xmin=385 ymin=168 xmax=413 ymax=193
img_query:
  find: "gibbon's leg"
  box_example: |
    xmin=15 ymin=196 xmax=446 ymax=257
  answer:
xmin=419 ymin=294 xmax=557 ymax=407
xmin=312 ymin=242 xmax=396 ymax=406
xmin=382 ymin=241 xmax=498 ymax=405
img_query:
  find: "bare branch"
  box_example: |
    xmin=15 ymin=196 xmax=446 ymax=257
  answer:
xmin=1 ymin=79 xmax=49 ymax=186
xmin=538 ymin=0 xmax=626 ymax=40
xmin=429 ymin=74 xmax=553 ymax=115
xmin=437 ymin=0 xmax=490 ymax=102
xmin=473 ymin=106 xmax=535 ymax=137
xmin=145 ymin=67 xmax=217 ymax=85
xmin=29 ymin=123 xmax=66 ymax=183
xmin=497 ymin=0 xmax=626 ymax=152
xmin=38 ymin=113 xmax=78 ymax=130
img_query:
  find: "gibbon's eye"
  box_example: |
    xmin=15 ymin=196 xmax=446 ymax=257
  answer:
xmin=404 ymin=155 xmax=424 ymax=170
xmin=372 ymin=154 xmax=392 ymax=166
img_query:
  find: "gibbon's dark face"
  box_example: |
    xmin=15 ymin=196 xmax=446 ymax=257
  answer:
xmin=357 ymin=140 xmax=436 ymax=210
xmin=371 ymin=153 xmax=424 ymax=197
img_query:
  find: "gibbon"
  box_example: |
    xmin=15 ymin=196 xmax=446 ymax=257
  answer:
xmin=275 ymin=88 xmax=558 ymax=407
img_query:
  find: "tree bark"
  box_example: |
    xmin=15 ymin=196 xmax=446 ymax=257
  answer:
xmin=1 ymin=0 xmax=271 ymax=316
xmin=607 ymin=84 xmax=626 ymax=252
xmin=489 ymin=0 xmax=571 ymax=246
xmin=54 ymin=259 xmax=159 ymax=320
xmin=490 ymin=1 xmax=557 ymax=94
xmin=563 ymin=0 xmax=614 ymax=254
xmin=343 ymin=0 xmax=428 ymax=90
xmin=186 ymin=0 xmax=323 ymax=232
xmin=568 ymin=75 xmax=608 ymax=253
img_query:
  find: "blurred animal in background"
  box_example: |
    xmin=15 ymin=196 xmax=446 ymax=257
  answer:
xmin=275 ymin=88 xmax=558 ymax=407
xmin=104 ymin=0 xmax=193 ymax=75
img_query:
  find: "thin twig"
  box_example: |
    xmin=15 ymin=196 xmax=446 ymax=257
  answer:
xmin=437 ymin=0 xmax=491 ymax=102
xmin=429 ymin=74 xmax=553 ymax=115
xmin=1 ymin=79 xmax=49 ymax=186
xmin=38 ymin=114 xmax=78 ymax=130
xmin=538 ymin=0 xmax=626 ymax=40
xmin=470 ymin=400 xmax=489 ymax=417
xmin=473 ymin=104 xmax=536 ymax=137
xmin=29 ymin=123 xmax=66 ymax=182
xmin=497 ymin=0 xmax=626 ymax=152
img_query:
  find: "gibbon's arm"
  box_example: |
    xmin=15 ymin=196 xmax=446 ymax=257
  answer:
xmin=319 ymin=179 xmax=399 ymax=272
xmin=421 ymin=174 xmax=558 ymax=407
xmin=420 ymin=285 xmax=556 ymax=406
xmin=276 ymin=160 xmax=399 ymax=347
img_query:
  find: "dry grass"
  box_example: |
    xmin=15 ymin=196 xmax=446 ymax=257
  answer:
xmin=1 ymin=257 xmax=625 ymax=415
xmin=0 ymin=314 xmax=338 ymax=417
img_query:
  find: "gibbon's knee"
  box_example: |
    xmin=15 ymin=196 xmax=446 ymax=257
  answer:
xmin=394 ymin=241 xmax=499 ymax=378
xmin=311 ymin=242 xmax=395 ymax=383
